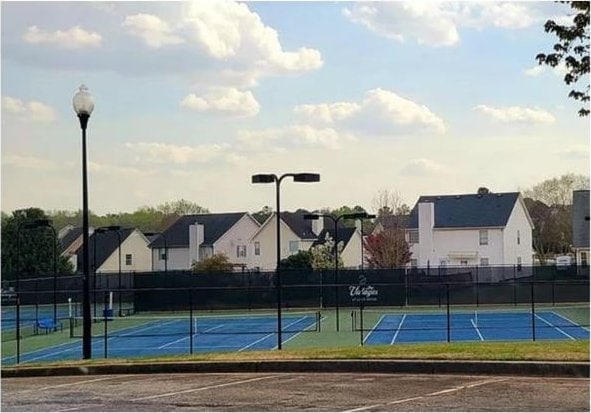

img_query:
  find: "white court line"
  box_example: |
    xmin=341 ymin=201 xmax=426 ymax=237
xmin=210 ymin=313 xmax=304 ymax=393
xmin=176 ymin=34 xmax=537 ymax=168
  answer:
xmin=390 ymin=314 xmax=407 ymax=344
xmin=362 ymin=314 xmax=385 ymax=344
xmin=550 ymin=311 xmax=590 ymax=332
xmin=534 ymin=313 xmax=575 ymax=340
xmin=157 ymin=324 xmax=224 ymax=349
xmin=341 ymin=378 xmax=508 ymax=412
xmin=16 ymin=376 xmax=117 ymax=394
xmin=281 ymin=316 xmax=320 ymax=346
xmin=131 ymin=375 xmax=280 ymax=401
xmin=470 ymin=319 xmax=484 ymax=341
xmin=240 ymin=316 xmax=308 ymax=352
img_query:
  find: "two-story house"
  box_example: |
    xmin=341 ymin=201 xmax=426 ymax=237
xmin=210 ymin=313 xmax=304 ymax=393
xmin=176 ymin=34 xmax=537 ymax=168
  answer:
xmin=311 ymin=226 xmax=363 ymax=269
xmin=572 ymin=190 xmax=590 ymax=267
xmin=407 ymin=192 xmax=534 ymax=268
xmin=148 ymin=212 xmax=260 ymax=271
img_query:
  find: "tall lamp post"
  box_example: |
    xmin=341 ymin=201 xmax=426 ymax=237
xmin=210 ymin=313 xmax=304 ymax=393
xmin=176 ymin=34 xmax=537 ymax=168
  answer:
xmin=15 ymin=219 xmax=57 ymax=363
xmin=73 ymin=84 xmax=95 ymax=359
xmin=251 ymin=172 xmax=320 ymax=350
xmin=144 ymin=232 xmax=168 ymax=273
xmin=304 ymin=212 xmax=370 ymax=331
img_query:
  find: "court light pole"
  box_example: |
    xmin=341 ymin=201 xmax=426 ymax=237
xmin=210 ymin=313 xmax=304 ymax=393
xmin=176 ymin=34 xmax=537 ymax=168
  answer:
xmin=73 ymin=84 xmax=95 ymax=359
xmin=251 ymin=172 xmax=320 ymax=350
xmin=304 ymin=212 xmax=370 ymax=331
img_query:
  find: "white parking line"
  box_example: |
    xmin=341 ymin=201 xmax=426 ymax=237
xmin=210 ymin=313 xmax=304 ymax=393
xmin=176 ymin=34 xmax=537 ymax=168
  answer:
xmin=16 ymin=376 xmax=117 ymax=394
xmin=131 ymin=375 xmax=280 ymax=401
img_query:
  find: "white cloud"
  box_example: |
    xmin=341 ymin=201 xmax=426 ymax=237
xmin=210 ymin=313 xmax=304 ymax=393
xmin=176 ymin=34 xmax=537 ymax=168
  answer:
xmin=238 ymin=125 xmax=355 ymax=150
xmin=180 ymin=87 xmax=260 ymax=117
xmin=124 ymin=142 xmax=244 ymax=165
xmin=2 ymin=96 xmax=57 ymax=122
xmin=400 ymin=158 xmax=447 ymax=176
xmin=524 ymin=65 xmax=545 ymax=77
xmin=3 ymin=154 xmax=59 ymax=170
xmin=123 ymin=14 xmax=184 ymax=48
xmin=474 ymin=104 xmax=556 ymax=124
xmin=23 ymin=25 xmax=102 ymax=49
xmin=559 ymin=146 xmax=589 ymax=160
xmin=524 ymin=62 xmax=568 ymax=78
xmin=296 ymin=88 xmax=446 ymax=135
xmin=343 ymin=2 xmax=540 ymax=47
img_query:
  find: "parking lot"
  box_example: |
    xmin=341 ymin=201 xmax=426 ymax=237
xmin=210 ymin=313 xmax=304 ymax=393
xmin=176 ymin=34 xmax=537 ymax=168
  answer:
xmin=2 ymin=372 xmax=589 ymax=411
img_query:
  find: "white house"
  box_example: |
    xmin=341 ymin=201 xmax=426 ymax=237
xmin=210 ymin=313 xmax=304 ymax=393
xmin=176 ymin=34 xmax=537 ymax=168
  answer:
xmin=572 ymin=190 xmax=590 ymax=267
xmin=311 ymin=226 xmax=364 ymax=269
xmin=59 ymin=225 xmax=93 ymax=272
xmin=148 ymin=212 xmax=260 ymax=271
xmin=248 ymin=212 xmax=319 ymax=270
xmin=77 ymin=228 xmax=152 ymax=273
xmin=406 ymin=192 xmax=534 ymax=269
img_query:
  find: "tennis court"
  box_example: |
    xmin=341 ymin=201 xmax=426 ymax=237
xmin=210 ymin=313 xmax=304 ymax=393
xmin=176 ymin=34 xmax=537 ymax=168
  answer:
xmin=362 ymin=310 xmax=590 ymax=345
xmin=1 ymin=311 xmax=320 ymax=365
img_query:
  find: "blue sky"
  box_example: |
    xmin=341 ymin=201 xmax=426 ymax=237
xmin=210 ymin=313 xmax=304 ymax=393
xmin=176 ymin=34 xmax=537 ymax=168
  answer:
xmin=1 ymin=1 xmax=589 ymax=216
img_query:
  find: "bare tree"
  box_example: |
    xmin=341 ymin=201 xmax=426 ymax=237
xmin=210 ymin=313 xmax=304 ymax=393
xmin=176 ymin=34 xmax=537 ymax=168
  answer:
xmin=372 ymin=188 xmax=408 ymax=216
xmin=521 ymin=173 xmax=589 ymax=207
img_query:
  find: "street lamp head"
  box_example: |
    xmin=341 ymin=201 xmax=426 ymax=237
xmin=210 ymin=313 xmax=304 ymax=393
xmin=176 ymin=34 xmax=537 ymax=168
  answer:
xmin=293 ymin=173 xmax=320 ymax=183
xmin=96 ymin=225 xmax=121 ymax=233
xmin=73 ymin=85 xmax=95 ymax=116
xmin=343 ymin=212 xmax=371 ymax=220
xmin=366 ymin=214 xmax=377 ymax=219
xmin=303 ymin=214 xmax=320 ymax=220
xmin=252 ymin=174 xmax=275 ymax=184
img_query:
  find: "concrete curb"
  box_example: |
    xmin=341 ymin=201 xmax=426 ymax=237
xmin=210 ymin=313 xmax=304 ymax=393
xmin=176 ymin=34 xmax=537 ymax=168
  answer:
xmin=2 ymin=360 xmax=589 ymax=378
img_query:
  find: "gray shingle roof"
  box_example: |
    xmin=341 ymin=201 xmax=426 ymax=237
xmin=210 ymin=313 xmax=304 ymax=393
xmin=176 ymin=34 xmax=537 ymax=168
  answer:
xmin=312 ymin=227 xmax=356 ymax=248
xmin=148 ymin=213 xmax=246 ymax=248
xmin=408 ymin=192 xmax=521 ymax=229
xmin=572 ymin=190 xmax=590 ymax=248
xmin=76 ymin=228 xmax=135 ymax=271
xmin=281 ymin=212 xmax=317 ymax=239
xmin=59 ymin=226 xmax=83 ymax=251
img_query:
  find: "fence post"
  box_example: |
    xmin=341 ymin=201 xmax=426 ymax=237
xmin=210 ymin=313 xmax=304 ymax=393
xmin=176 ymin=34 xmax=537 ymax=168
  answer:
xmin=359 ymin=299 xmax=364 ymax=346
xmin=475 ymin=266 xmax=479 ymax=308
xmin=438 ymin=266 xmax=442 ymax=308
xmin=531 ymin=281 xmax=536 ymax=342
xmin=551 ymin=267 xmax=556 ymax=306
xmin=404 ymin=269 xmax=409 ymax=307
xmin=35 ymin=279 xmax=39 ymax=323
xmin=118 ymin=271 xmax=122 ymax=317
xmin=446 ymin=283 xmax=450 ymax=343
xmin=319 ymin=271 xmax=324 ymax=309
xmin=513 ymin=265 xmax=517 ymax=306
xmin=104 ymin=291 xmax=108 ymax=358
xmin=16 ymin=293 xmax=21 ymax=364
xmin=190 ymin=289 xmax=194 ymax=355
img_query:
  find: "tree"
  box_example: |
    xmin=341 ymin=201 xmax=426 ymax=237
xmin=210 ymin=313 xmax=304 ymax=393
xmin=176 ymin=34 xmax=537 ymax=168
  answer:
xmin=279 ymin=250 xmax=313 ymax=270
xmin=1 ymin=208 xmax=74 ymax=280
xmin=157 ymin=199 xmax=209 ymax=216
xmin=310 ymin=234 xmax=344 ymax=270
xmin=364 ymin=228 xmax=411 ymax=268
xmin=372 ymin=189 xmax=408 ymax=216
xmin=191 ymin=253 xmax=233 ymax=273
xmin=536 ymin=1 xmax=590 ymax=116
xmin=521 ymin=173 xmax=589 ymax=262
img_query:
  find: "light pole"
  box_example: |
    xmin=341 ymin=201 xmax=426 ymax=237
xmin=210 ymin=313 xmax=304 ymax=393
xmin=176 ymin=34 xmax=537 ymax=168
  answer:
xmin=252 ymin=172 xmax=320 ymax=349
xmin=144 ymin=232 xmax=168 ymax=273
xmin=73 ymin=84 xmax=95 ymax=359
xmin=304 ymin=212 xmax=370 ymax=331
xmin=15 ymin=219 xmax=57 ymax=363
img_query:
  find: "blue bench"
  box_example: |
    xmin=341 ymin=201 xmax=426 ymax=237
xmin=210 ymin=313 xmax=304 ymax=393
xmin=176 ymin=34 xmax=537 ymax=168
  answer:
xmin=34 ymin=318 xmax=63 ymax=335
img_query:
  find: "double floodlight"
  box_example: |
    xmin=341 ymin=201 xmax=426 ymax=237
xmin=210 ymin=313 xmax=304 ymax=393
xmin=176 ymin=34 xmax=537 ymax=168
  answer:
xmin=252 ymin=173 xmax=320 ymax=184
xmin=96 ymin=225 xmax=121 ymax=233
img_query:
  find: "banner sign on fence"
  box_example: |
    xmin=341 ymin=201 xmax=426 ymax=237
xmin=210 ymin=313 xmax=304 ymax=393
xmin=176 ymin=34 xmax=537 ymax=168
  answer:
xmin=349 ymin=275 xmax=378 ymax=302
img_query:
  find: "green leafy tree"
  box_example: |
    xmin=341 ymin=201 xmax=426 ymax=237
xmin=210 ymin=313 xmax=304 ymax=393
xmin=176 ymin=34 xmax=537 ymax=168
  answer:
xmin=279 ymin=250 xmax=313 ymax=270
xmin=1 ymin=208 xmax=74 ymax=280
xmin=157 ymin=199 xmax=209 ymax=216
xmin=191 ymin=253 xmax=234 ymax=273
xmin=536 ymin=1 xmax=590 ymax=116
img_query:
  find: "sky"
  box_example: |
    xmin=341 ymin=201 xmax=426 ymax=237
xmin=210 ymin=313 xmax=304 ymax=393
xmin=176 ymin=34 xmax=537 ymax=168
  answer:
xmin=1 ymin=1 xmax=589 ymax=216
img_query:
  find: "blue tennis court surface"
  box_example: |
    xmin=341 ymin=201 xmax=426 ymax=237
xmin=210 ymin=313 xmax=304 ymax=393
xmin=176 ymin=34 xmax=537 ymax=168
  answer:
xmin=363 ymin=311 xmax=590 ymax=345
xmin=2 ymin=313 xmax=318 ymax=365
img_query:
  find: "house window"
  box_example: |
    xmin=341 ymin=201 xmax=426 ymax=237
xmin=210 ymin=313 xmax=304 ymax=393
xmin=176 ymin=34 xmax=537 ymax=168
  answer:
xmin=125 ymin=254 xmax=132 ymax=266
xmin=254 ymin=241 xmax=261 ymax=256
xmin=408 ymin=230 xmax=419 ymax=244
xmin=236 ymin=245 xmax=246 ymax=258
xmin=517 ymin=230 xmax=521 ymax=245
xmin=480 ymin=258 xmax=489 ymax=266
xmin=479 ymin=230 xmax=488 ymax=245
xmin=517 ymin=256 xmax=522 ymax=271
xmin=289 ymin=240 xmax=300 ymax=254
xmin=460 ymin=260 xmax=468 ymax=266
xmin=159 ymin=248 xmax=167 ymax=261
